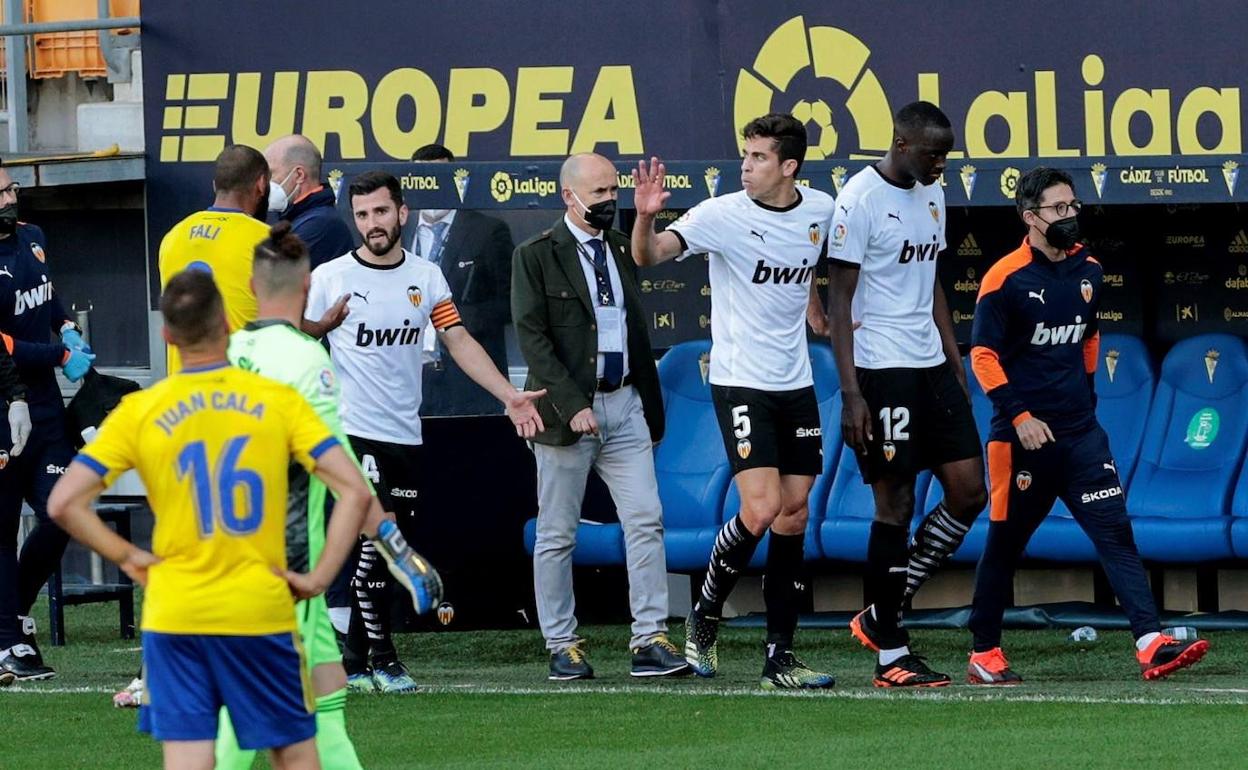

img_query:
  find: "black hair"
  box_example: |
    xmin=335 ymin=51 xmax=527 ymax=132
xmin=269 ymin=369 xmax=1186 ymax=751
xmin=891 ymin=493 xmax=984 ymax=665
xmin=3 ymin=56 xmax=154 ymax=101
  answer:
xmin=893 ymin=101 xmax=952 ymax=137
xmin=412 ymin=144 xmax=454 ymax=162
xmin=1015 ymin=166 xmax=1076 ymax=217
xmin=347 ymin=170 xmax=404 ymax=209
xmin=213 ymin=144 xmax=268 ymax=193
xmin=160 ymin=270 xmax=225 ymax=346
xmin=741 ymin=113 xmax=808 ymax=174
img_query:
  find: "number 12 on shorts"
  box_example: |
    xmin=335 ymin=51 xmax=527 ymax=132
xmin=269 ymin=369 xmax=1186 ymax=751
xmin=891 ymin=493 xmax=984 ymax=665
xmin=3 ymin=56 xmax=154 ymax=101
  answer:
xmin=879 ymin=407 xmax=910 ymax=441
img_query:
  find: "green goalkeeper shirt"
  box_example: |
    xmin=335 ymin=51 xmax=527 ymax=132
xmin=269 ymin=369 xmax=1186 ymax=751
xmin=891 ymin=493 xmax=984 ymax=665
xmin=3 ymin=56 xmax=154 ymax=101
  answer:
xmin=228 ymin=319 xmax=358 ymax=572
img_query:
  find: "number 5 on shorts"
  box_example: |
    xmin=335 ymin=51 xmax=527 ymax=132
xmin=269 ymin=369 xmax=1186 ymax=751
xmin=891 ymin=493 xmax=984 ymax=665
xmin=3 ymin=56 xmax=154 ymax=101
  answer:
xmin=732 ymin=404 xmax=751 ymax=439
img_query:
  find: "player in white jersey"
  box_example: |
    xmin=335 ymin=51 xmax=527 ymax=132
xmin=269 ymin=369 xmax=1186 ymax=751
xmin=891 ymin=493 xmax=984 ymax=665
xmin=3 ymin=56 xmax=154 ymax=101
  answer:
xmin=827 ymin=102 xmax=987 ymax=688
xmin=633 ymin=113 xmax=835 ymax=689
xmin=306 ymin=171 xmax=544 ymax=692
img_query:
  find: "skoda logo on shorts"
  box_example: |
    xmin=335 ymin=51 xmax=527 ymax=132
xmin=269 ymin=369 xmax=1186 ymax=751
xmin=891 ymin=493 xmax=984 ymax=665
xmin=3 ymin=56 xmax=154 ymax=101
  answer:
xmin=1015 ymin=471 xmax=1033 ymax=491
xmin=881 ymin=441 xmax=896 ymax=462
xmin=737 ymin=439 xmax=752 ymax=460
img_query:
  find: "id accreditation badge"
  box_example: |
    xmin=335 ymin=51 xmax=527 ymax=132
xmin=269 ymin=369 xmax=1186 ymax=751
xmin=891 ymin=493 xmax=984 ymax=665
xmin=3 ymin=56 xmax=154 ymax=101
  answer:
xmin=596 ymin=305 xmax=624 ymax=352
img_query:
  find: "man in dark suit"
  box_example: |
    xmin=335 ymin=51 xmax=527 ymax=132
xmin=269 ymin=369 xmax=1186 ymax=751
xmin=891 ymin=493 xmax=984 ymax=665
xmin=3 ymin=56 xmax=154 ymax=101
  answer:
xmin=407 ymin=144 xmax=513 ymax=416
xmin=512 ymin=152 xmax=688 ymax=681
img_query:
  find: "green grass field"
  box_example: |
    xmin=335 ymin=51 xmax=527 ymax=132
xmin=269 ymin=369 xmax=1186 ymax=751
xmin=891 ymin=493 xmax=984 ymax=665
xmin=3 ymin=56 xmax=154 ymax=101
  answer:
xmin=2 ymin=600 xmax=1244 ymax=768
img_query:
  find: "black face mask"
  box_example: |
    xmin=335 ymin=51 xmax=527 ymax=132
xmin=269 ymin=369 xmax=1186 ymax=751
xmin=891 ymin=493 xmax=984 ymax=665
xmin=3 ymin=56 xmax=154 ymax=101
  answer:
xmin=1040 ymin=214 xmax=1080 ymax=250
xmin=0 ymin=204 xmax=17 ymax=236
xmin=576 ymin=194 xmax=616 ymax=231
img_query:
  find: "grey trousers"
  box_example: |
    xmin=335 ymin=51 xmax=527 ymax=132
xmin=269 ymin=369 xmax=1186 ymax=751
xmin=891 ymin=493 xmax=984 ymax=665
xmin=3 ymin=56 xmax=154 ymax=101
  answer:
xmin=532 ymin=385 xmax=669 ymax=651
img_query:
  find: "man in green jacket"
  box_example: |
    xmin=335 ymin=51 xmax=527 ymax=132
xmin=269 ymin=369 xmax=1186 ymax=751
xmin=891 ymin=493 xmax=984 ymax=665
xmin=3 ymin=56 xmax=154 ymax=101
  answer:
xmin=512 ymin=152 xmax=687 ymax=681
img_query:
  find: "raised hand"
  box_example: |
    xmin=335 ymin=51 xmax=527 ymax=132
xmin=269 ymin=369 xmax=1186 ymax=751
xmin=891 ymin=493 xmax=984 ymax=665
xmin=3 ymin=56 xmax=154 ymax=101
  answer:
xmin=632 ymin=157 xmax=671 ymax=218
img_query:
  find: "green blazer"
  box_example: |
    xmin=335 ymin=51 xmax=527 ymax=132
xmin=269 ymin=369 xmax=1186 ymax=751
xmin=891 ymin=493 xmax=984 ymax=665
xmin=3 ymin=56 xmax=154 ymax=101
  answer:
xmin=511 ymin=217 xmax=665 ymax=447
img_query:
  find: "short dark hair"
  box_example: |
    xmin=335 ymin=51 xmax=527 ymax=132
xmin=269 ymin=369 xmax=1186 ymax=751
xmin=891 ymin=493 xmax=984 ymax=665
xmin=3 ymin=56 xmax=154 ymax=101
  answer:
xmin=213 ymin=144 xmax=268 ymax=194
xmin=1015 ymin=167 xmax=1076 ymax=217
xmin=253 ymin=220 xmax=309 ymax=296
xmin=412 ymin=143 xmax=454 ymax=162
xmin=894 ymin=101 xmax=952 ymax=136
xmin=348 ymin=170 xmax=404 ymax=209
xmin=742 ymin=113 xmax=807 ymax=174
xmin=160 ymin=270 xmax=225 ymax=347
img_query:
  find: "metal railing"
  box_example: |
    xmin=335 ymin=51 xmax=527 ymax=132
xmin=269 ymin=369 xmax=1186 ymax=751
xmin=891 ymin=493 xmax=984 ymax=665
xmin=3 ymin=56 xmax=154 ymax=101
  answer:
xmin=0 ymin=0 xmax=141 ymax=152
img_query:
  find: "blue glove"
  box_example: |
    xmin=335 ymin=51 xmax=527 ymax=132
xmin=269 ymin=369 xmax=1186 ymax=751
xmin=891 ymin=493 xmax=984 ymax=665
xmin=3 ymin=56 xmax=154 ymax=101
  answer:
xmin=62 ymin=347 xmax=95 ymax=382
xmin=60 ymin=327 xmax=93 ymax=355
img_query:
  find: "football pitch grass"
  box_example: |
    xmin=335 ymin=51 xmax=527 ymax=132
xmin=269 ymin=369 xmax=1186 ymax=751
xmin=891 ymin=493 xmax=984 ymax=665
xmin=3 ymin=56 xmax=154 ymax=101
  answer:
xmin=4 ymin=601 xmax=1246 ymax=768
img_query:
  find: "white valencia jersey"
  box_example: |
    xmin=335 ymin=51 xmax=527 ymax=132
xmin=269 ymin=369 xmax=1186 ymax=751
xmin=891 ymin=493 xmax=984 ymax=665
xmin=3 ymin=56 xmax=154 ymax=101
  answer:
xmin=828 ymin=166 xmax=947 ymax=369
xmin=305 ymin=249 xmax=461 ymax=445
xmin=668 ymin=188 xmax=834 ymax=391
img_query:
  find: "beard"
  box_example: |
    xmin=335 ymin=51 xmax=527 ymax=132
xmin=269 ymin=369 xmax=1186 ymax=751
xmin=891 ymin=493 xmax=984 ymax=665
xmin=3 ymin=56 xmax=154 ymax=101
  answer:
xmin=364 ymin=222 xmax=402 ymax=256
xmin=252 ymin=190 xmax=270 ymax=220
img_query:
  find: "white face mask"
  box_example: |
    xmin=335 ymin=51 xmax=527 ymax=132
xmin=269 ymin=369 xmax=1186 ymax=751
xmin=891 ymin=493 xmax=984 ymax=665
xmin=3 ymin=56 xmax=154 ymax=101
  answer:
xmin=421 ymin=208 xmax=452 ymax=223
xmin=267 ymin=168 xmax=298 ymax=213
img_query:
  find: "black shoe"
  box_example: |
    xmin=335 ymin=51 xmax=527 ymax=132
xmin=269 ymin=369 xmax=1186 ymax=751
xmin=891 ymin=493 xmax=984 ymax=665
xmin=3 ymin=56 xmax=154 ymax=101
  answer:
xmin=631 ymin=634 xmax=691 ymax=678
xmin=16 ymin=616 xmax=51 ymax=674
xmin=0 ymin=644 xmax=56 ymax=681
xmin=873 ymin=654 xmax=951 ymax=688
xmin=549 ymin=641 xmax=594 ymax=681
xmin=760 ymin=649 xmax=835 ymax=689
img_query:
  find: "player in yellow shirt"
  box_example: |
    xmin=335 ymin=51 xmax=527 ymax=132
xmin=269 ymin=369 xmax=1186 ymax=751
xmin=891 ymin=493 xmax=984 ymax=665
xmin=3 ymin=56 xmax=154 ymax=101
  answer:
xmin=158 ymin=144 xmax=348 ymax=374
xmin=48 ymin=270 xmax=371 ymax=770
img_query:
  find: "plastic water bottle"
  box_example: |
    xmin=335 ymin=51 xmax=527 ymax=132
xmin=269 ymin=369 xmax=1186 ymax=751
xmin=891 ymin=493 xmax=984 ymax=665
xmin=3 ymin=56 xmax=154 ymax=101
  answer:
xmin=1162 ymin=626 xmax=1199 ymax=641
xmin=1069 ymin=626 xmax=1098 ymax=643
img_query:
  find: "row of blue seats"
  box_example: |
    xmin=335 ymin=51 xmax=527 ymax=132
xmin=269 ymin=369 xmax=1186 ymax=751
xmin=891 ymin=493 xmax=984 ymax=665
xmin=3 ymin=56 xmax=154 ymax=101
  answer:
xmin=524 ymin=333 xmax=1248 ymax=569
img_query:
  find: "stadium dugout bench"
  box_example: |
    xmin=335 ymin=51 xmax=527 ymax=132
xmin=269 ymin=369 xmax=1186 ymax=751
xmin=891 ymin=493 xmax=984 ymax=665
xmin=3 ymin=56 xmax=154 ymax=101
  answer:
xmin=1026 ymin=334 xmax=1155 ymax=562
xmin=47 ymin=502 xmax=138 ymax=646
xmin=1127 ymin=334 xmax=1248 ymax=562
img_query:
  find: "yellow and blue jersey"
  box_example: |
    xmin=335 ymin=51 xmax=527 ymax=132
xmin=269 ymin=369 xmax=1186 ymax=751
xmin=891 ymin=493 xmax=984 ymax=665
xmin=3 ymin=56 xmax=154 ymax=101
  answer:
xmin=158 ymin=208 xmax=268 ymax=374
xmin=75 ymin=363 xmax=339 ymax=636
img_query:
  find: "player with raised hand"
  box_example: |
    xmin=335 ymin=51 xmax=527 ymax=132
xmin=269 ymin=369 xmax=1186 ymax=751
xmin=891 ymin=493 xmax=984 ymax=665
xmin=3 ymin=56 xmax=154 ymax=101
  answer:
xmin=632 ymin=113 xmax=836 ymax=689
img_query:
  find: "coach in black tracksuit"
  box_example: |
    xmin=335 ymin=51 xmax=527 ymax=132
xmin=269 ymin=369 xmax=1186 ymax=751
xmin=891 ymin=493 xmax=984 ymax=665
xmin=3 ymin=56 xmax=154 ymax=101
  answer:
xmin=965 ymin=167 xmax=1204 ymax=682
xmin=0 ymin=180 xmax=94 ymax=681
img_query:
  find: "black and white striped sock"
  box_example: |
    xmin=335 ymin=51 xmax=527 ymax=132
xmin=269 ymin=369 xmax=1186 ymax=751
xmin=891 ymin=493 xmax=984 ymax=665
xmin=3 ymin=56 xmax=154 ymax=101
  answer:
xmin=905 ymin=502 xmax=971 ymax=601
xmin=695 ymin=514 xmax=762 ymax=617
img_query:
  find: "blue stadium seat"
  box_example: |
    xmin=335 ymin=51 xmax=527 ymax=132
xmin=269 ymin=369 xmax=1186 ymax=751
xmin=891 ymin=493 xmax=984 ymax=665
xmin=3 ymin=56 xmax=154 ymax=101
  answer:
xmin=522 ymin=516 xmax=626 ymax=566
xmin=1026 ymin=334 xmax=1155 ymax=562
xmin=921 ymin=357 xmax=993 ymax=563
xmin=654 ymin=341 xmax=733 ymax=572
xmin=1126 ymin=334 xmax=1248 ymax=562
xmin=1231 ymin=461 xmax=1248 ymax=558
xmin=719 ymin=343 xmax=842 ymax=566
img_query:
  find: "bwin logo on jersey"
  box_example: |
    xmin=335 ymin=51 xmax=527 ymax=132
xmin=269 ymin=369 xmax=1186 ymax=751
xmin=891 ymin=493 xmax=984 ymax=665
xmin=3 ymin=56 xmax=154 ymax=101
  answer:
xmin=14 ymin=279 xmax=52 ymax=315
xmin=896 ymin=237 xmax=940 ymax=264
xmin=1030 ymin=316 xmax=1088 ymax=345
xmin=751 ymin=259 xmax=816 ymax=285
xmin=355 ymin=319 xmax=420 ymax=347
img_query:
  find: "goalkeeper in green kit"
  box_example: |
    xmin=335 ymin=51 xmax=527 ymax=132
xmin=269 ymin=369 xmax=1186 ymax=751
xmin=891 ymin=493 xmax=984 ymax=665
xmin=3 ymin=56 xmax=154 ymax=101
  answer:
xmin=215 ymin=221 xmax=443 ymax=769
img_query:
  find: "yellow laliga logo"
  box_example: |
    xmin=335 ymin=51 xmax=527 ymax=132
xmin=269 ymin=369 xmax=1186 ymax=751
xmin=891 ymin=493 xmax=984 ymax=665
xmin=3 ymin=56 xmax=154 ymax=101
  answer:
xmin=490 ymin=171 xmax=514 ymax=203
xmin=488 ymin=172 xmax=557 ymax=203
xmin=999 ymin=167 xmax=1020 ymax=199
xmin=733 ymin=17 xmax=892 ymax=160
